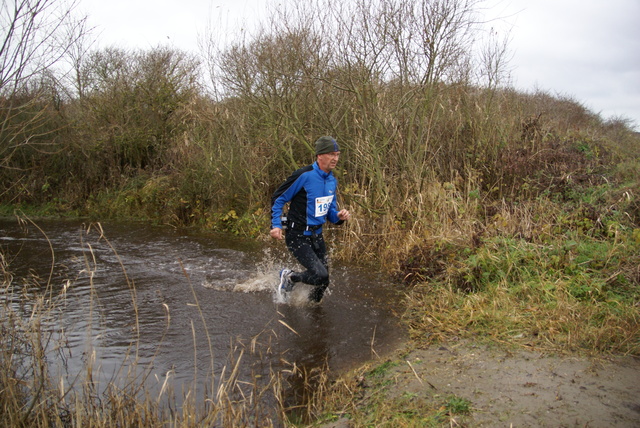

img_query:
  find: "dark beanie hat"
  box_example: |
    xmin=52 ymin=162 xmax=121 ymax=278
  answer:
xmin=315 ymin=136 xmax=339 ymax=155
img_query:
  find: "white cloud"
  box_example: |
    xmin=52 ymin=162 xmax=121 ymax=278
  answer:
xmin=485 ymin=0 xmax=640 ymax=127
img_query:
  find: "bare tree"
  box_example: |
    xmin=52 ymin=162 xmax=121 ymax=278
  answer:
xmin=60 ymin=13 xmax=95 ymax=99
xmin=414 ymin=0 xmax=479 ymax=86
xmin=0 ymin=0 xmax=87 ymax=169
xmin=478 ymin=26 xmax=512 ymax=91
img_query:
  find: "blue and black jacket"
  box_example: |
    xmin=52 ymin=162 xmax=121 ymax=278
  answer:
xmin=271 ymin=162 xmax=343 ymax=235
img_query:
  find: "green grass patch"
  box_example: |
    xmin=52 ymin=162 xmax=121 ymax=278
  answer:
xmin=403 ymin=228 xmax=640 ymax=354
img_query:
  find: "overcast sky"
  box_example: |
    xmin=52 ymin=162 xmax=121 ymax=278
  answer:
xmin=79 ymin=0 xmax=640 ymax=130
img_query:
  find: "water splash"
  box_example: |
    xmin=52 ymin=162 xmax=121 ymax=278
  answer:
xmin=202 ymin=247 xmax=280 ymax=292
xmin=203 ymin=269 xmax=317 ymax=307
xmin=231 ymin=271 xmax=276 ymax=293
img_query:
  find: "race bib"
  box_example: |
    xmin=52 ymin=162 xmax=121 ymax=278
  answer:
xmin=315 ymin=195 xmax=334 ymax=217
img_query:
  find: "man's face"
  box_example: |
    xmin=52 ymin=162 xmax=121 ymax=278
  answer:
xmin=317 ymin=151 xmax=340 ymax=172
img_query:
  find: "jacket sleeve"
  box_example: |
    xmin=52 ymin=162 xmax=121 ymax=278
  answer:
xmin=271 ymin=172 xmax=306 ymax=228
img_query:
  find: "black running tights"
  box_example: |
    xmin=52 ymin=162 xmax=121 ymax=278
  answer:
xmin=285 ymin=230 xmax=329 ymax=302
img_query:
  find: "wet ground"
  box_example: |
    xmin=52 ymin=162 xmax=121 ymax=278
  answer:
xmin=328 ymin=340 xmax=640 ymax=427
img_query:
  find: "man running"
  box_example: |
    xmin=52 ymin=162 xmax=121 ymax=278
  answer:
xmin=270 ymin=136 xmax=351 ymax=302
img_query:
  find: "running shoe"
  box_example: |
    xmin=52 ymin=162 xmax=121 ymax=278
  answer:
xmin=278 ymin=268 xmax=293 ymax=295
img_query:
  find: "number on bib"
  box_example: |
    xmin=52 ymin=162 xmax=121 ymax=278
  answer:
xmin=315 ymin=195 xmax=334 ymax=217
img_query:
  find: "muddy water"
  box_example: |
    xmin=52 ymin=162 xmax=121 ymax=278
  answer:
xmin=0 ymin=218 xmax=405 ymax=408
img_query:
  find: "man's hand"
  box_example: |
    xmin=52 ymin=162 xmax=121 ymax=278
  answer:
xmin=338 ymin=209 xmax=351 ymax=221
xmin=270 ymin=227 xmax=284 ymax=240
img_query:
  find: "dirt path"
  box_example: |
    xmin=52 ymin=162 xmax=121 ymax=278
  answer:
xmin=380 ymin=342 xmax=640 ymax=427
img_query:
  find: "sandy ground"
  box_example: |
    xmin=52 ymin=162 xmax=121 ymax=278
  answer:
xmin=404 ymin=343 xmax=640 ymax=427
xmin=325 ymin=341 xmax=640 ymax=427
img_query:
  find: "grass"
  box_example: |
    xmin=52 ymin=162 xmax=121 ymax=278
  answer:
xmin=400 ymin=224 xmax=640 ymax=355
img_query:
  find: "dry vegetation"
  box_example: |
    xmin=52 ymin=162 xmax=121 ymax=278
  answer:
xmin=1 ymin=0 xmax=639 ymax=426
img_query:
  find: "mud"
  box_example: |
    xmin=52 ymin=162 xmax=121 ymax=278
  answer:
xmin=371 ymin=341 xmax=640 ymax=427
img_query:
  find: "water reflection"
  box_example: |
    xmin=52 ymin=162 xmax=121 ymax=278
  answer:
xmin=0 ymin=217 xmax=405 ymax=410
